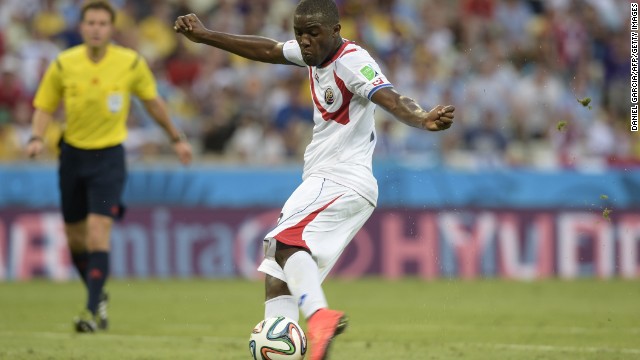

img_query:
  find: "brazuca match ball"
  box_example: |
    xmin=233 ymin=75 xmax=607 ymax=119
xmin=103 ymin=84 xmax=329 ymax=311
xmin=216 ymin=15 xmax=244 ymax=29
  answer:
xmin=249 ymin=316 xmax=307 ymax=360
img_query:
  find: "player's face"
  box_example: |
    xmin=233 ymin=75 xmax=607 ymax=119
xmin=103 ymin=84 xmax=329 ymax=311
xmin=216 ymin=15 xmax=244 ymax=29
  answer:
xmin=293 ymin=14 xmax=340 ymax=66
xmin=80 ymin=9 xmax=114 ymax=49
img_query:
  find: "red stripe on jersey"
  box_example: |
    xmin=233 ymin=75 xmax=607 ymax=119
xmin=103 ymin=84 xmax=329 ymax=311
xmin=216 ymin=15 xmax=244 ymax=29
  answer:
xmin=309 ymin=68 xmax=354 ymax=125
xmin=339 ymin=49 xmax=357 ymax=58
xmin=319 ymin=41 xmax=355 ymax=68
xmin=274 ymin=194 xmax=343 ymax=250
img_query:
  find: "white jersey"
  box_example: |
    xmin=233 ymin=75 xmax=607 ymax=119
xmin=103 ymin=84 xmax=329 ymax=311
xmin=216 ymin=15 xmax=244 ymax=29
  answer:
xmin=283 ymin=39 xmax=393 ymax=206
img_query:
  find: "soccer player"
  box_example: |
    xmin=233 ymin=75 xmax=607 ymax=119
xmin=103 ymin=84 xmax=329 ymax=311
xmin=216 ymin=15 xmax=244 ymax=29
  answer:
xmin=175 ymin=0 xmax=454 ymax=358
xmin=26 ymin=0 xmax=193 ymax=333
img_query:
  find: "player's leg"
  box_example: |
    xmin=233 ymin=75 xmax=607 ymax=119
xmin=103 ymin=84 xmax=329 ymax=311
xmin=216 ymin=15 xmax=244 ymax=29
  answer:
xmin=59 ymin=142 xmax=90 ymax=287
xmin=84 ymin=213 xmax=112 ymax=327
xmin=262 ymin=241 xmax=331 ymax=325
xmin=263 ymin=274 xmax=299 ymax=321
xmin=270 ymin=178 xmax=372 ymax=318
xmin=258 ymin=176 xmax=328 ymax=322
xmin=259 ymin=177 xmax=374 ymax=359
xmin=258 ymin=177 xmax=324 ymax=321
xmin=71 ymin=215 xmax=112 ymax=333
xmin=65 ymin=219 xmax=101 ymax=333
xmin=59 ymin=142 xmax=99 ymax=332
xmin=65 ymin=220 xmax=89 ymax=286
xmin=286 ymin=183 xmax=373 ymax=360
xmin=275 ymin=243 xmax=328 ymax=320
xmin=273 ymin=242 xmax=346 ymax=360
xmin=83 ymin=144 xmax=126 ymax=331
xmin=260 ymin=240 xmax=342 ymax=360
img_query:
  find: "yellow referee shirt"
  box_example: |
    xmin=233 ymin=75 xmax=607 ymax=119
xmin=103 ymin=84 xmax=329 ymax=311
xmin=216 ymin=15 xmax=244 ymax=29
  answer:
xmin=33 ymin=44 xmax=158 ymax=149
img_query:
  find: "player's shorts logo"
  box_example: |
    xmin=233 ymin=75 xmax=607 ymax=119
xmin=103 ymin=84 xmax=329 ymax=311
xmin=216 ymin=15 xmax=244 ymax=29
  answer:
xmin=324 ymin=88 xmax=335 ymax=104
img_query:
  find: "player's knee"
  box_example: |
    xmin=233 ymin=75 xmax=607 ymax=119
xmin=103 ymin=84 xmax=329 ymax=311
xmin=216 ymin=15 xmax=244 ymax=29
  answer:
xmin=265 ymin=275 xmax=291 ymax=300
xmin=65 ymin=220 xmax=87 ymax=251
xmin=86 ymin=214 xmax=113 ymax=251
xmin=274 ymin=242 xmax=310 ymax=268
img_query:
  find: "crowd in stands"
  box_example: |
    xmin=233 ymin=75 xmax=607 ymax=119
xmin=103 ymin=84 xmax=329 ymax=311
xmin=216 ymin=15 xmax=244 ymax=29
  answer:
xmin=0 ymin=0 xmax=636 ymax=170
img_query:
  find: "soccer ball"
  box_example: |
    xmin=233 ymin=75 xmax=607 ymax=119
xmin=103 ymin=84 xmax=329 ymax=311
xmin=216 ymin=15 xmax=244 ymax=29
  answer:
xmin=249 ymin=316 xmax=307 ymax=360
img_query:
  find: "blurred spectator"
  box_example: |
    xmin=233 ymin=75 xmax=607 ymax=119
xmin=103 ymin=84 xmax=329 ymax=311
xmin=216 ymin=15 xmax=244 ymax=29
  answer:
xmin=585 ymin=110 xmax=629 ymax=161
xmin=548 ymin=5 xmax=589 ymax=72
xmin=603 ymin=31 xmax=631 ymax=116
xmin=55 ymin=0 xmax=85 ymax=48
xmin=0 ymin=99 xmax=61 ymax=161
xmin=261 ymin=122 xmax=288 ymax=165
xmin=420 ymin=1 xmax=456 ymax=58
xmin=460 ymin=0 xmax=496 ymax=47
xmin=17 ymin=26 xmax=60 ymax=94
xmin=137 ymin=2 xmax=177 ymax=62
xmin=495 ymin=0 xmax=533 ymax=51
xmin=32 ymin=0 xmax=66 ymax=39
xmin=207 ymin=0 xmax=245 ymax=34
xmin=0 ymin=56 xmax=27 ymax=123
xmin=166 ymin=41 xmax=201 ymax=88
xmin=273 ymin=81 xmax=314 ymax=131
xmin=124 ymin=110 xmax=166 ymax=162
xmin=201 ymin=86 xmax=241 ymax=156
xmin=373 ymin=117 xmax=403 ymax=160
xmin=227 ymin=109 xmax=266 ymax=163
xmin=463 ymin=40 xmax=517 ymax=130
xmin=463 ymin=109 xmax=509 ymax=169
xmin=511 ymin=64 xmax=564 ymax=141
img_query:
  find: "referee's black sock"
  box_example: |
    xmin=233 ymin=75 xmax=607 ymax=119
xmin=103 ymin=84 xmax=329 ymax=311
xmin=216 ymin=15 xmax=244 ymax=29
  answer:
xmin=86 ymin=251 xmax=109 ymax=315
xmin=71 ymin=251 xmax=89 ymax=287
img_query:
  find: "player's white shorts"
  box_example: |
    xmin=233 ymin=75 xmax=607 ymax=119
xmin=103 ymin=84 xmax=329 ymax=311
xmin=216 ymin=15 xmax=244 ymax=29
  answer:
xmin=258 ymin=176 xmax=375 ymax=282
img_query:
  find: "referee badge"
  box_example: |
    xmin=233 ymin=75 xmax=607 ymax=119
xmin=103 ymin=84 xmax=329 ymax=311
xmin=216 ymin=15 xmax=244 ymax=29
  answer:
xmin=324 ymin=88 xmax=335 ymax=105
xmin=107 ymin=92 xmax=123 ymax=113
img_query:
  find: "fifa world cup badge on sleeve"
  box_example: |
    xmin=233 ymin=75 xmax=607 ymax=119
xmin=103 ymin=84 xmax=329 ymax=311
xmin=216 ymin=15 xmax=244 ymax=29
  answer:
xmin=359 ymin=65 xmax=376 ymax=81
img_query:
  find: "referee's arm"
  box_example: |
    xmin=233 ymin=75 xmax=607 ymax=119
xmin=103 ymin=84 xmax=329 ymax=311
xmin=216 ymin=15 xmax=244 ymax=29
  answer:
xmin=25 ymin=109 xmax=54 ymax=158
xmin=27 ymin=59 xmax=62 ymax=158
xmin=142 ymin=97 xmax=193 ymax=165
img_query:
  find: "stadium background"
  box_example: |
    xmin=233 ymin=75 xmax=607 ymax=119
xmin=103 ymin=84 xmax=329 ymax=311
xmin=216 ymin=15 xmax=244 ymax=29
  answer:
xmin=0 ymin=1 xmax=639 ymax=359
xmin=0 ymin=0 xmax=637 ymax=281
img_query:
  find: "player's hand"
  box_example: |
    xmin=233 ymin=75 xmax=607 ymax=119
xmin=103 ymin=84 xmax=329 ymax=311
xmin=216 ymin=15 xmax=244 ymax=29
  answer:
xmin=173 ymin=140 xmax=193 ymax=165
xmin=424 ymin=105 xmax=454 ymax=131
xmin=173 ymin=13 xmax=206 ymax=43
xmin=25 ymin=138 xmax=44 ymax=159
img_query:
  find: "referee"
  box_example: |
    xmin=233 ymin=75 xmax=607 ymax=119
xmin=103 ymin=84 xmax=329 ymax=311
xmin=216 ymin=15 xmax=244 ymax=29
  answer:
xmin=26 ymin=0 xmax=192 ymax=333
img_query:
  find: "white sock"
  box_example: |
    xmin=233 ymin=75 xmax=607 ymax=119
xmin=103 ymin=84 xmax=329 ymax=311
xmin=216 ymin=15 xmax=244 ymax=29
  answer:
xmin=264 ymin=295 xmax=299 ymax=322
xmin=283 ymin=251 xmax=328 ymax=319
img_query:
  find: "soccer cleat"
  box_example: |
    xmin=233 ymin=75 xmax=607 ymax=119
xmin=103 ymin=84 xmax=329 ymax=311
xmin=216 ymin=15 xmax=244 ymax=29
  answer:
xmin=74 ymin=310 xmax=97 ymax=333
xmin=97 ymin=292 xmax=109 ymax=330
xmin=307 ymin=309 xmax=349 ymax=360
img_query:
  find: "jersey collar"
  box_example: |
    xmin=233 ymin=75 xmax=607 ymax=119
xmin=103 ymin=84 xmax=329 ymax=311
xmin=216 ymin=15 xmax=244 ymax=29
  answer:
xmin=85 ymin=43 xmax=113 ymax=65
xmin=317 ymin=39 xmax=354 ymax=69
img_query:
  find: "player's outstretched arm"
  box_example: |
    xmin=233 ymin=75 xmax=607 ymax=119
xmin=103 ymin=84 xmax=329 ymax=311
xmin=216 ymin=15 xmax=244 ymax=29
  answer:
xmin=174 ymin=13 xmax=288 ymax=65
xmin=371 ymin=87 xmax=454 ymax=131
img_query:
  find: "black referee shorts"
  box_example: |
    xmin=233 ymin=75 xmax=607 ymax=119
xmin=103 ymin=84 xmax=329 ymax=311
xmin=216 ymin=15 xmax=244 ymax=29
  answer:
xmin=58 ymin=140 xmax=126 ymax=223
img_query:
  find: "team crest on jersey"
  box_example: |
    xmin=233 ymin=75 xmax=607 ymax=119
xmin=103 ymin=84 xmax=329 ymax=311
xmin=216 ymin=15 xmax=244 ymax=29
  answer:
xmin=324 ymin=88 xmax=335 ymax=104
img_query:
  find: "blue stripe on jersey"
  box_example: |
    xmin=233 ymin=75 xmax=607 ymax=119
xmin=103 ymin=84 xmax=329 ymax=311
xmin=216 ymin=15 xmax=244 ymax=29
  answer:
xmin=367 ymin=83 xmax=394 ymax=100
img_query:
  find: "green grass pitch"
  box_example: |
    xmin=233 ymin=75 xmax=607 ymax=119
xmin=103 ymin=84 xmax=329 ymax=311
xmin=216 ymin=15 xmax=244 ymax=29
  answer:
xmin=0 ymin=278 xmax=638 ymax=359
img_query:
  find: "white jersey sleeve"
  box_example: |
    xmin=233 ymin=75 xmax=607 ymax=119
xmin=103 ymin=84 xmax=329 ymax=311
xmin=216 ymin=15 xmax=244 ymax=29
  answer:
xmin=282 ymin=40 xmax=306 ymax=67
xmin=335 ymin=51 xmax=393 ymax=100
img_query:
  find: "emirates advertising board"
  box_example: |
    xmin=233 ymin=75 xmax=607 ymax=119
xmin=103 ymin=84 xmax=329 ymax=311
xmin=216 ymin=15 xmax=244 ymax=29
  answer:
xmin=1 ymin=207 xmax=639 ymax=281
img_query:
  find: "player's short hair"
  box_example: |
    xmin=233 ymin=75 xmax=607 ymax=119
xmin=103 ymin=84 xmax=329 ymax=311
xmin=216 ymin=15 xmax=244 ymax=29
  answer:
xmin=80 ymin=0 xmax=116 ymax=23
xmin=295 ymin=0 xmax=340 ymax=26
